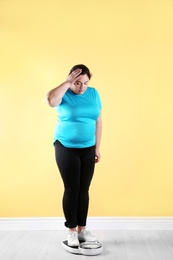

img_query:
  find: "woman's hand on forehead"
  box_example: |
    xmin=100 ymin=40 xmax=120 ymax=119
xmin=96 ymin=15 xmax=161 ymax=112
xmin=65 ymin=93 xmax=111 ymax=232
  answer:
xmin=66 ymin=68 xmax=82 ymax=84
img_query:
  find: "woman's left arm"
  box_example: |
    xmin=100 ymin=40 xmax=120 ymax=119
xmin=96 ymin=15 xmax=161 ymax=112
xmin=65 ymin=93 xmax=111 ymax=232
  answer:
xmin=95 ymin=111 xmax=102 ymax=163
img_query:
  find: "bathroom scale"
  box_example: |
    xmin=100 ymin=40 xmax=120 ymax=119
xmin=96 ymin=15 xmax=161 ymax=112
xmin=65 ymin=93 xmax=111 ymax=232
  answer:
xmin=62 ymin=240 xmax=103 ymax=256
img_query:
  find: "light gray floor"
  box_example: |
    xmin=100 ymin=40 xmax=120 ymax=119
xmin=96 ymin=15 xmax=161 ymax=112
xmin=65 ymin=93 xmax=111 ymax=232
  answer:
xmin=0 ymin=230 xmax=173 ymax=260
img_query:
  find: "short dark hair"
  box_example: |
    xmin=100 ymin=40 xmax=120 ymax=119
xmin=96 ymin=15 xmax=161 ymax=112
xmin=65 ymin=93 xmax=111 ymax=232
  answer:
xmin=69 ymin=64 xmax=92 ymax=79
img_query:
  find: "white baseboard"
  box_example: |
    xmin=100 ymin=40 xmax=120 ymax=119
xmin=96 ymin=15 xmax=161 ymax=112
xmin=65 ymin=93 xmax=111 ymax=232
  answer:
xmin=0 ymin=217 xmax=173 ymax=231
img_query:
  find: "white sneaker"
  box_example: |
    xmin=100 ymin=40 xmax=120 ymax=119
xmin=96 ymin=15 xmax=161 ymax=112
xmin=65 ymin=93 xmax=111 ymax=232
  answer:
xmin=78 ymin=229 xmax=97 ymax=242
xmin=67 ymin=231 xmax=79 ymax=247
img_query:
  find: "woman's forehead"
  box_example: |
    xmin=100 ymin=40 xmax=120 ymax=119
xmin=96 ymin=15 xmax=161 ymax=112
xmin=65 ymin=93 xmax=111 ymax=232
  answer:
xmin=76 ymin=74 xmax=89 ymax=82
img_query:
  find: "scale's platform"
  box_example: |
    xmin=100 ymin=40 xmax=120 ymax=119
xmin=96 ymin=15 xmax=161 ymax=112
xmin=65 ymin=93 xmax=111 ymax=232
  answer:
xmin=62 ymin=240 xmax=103 ymax=256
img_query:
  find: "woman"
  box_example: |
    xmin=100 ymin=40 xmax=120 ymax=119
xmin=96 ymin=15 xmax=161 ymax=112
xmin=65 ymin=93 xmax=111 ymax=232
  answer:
xmin=46 ymin=64 xmax=102 ymax=247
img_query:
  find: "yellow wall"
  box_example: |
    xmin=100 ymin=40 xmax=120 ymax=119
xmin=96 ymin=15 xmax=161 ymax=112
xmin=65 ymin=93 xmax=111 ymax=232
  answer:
xmin=0 ymin=0 xmax=173 ymax=217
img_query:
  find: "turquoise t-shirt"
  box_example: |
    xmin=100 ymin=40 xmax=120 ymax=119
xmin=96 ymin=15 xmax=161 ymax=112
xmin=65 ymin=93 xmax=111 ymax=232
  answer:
xmin=54 ymin=87 xmax=102 ymax=148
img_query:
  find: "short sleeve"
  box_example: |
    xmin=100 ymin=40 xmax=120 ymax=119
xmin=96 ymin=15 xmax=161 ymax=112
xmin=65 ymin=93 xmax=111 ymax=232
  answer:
xmin=95 ymin=88 xmax=102 ymax=109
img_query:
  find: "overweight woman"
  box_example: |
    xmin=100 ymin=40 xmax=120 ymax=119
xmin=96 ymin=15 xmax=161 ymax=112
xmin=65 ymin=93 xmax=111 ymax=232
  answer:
xmin=46 ymin=64 xmax=102 ymax=247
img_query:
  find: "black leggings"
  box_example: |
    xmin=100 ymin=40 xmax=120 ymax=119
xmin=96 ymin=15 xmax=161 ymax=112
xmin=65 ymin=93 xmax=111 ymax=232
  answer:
xmin=54 ymin=140 xmax=95 ymax=229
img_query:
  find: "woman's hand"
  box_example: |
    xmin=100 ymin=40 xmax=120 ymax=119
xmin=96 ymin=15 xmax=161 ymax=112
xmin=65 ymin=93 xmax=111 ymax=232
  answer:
xmin=95 ymin=149 xmax=101 ymax=163
xmin=66 ymin=68 xmax=82 ymax=84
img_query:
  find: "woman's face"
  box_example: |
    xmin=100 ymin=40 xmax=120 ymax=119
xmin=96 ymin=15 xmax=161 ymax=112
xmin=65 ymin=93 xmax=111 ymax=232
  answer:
xmin=70 ymin=74 xmax=89 ymax=95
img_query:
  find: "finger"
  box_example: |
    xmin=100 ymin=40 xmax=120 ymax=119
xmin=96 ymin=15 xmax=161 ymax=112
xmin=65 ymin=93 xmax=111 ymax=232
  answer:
xmin=95 ymin=155 xmax=100 ymax=163
xmin=71 ymin=69 xmax=82 ymax=77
